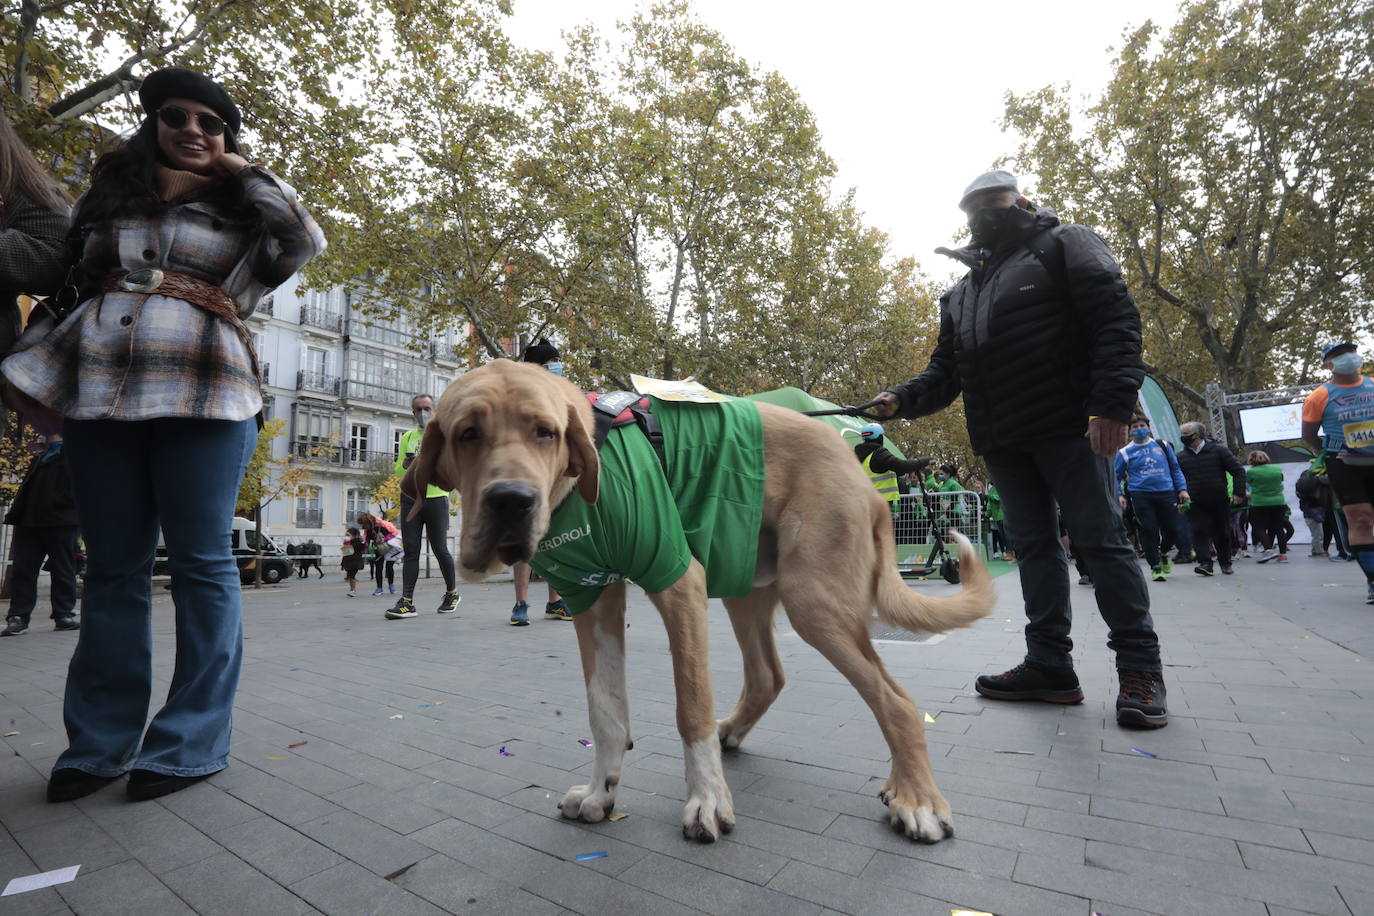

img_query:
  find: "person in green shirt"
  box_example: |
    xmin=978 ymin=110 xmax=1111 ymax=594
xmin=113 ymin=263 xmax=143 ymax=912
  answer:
xmin=387 ymin=394 xmax=461 ymax=619
xmin=1246 ymin=450 xmax=1289 ymax=563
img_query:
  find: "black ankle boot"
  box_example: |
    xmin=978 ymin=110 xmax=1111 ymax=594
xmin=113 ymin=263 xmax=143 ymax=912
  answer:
xmin=126 ymin=769 xmax=215 ymax=801
xmin=47 ymin=768 xmax=120 ymax=803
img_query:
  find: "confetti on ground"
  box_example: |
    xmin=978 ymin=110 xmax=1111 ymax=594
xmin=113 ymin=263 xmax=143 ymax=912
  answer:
xmin=498 ymin=746 xmax=514 ymax=757
xmin=994 ymin=750 xmax=1035 ymax=755
xmin=1322 ymin=583 xmax=1342 ymax=587
xmin=264 ymin=756 xmax=285 ymax=761
xmin=574 ymin=851 xmax=608 ymax=862
xmin=2 ymin=731 xmax=18 ymax=737
xmin=390 ymin=714 xmax=404 ymax=719
xmin=608 ymin=813 xmax=628 ymax=822
xmin=436 ymin=701 xmax=445 ymax=705
xmin=418 ymin=704 xmax=435 ymax=708
xmin=288 ymin=741 xmax=307 ymax=749
xmin=923 ymin=713 xmax=937 ymax=723
xmin=952 ymin=910 xmax=995 ymax=916
xmin=290 ymin=667 xmax=302 ymax=671
xmin=1129 ymin=748 xmax=1158 ymax=758
xmin=578 ymin=738 xmax=593 ymax=747
xmin=2 ymin=865 xmax=81 ymax=897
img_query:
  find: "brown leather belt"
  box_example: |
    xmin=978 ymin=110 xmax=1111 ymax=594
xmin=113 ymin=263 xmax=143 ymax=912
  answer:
xmin=102 ymin=268 xmax=262 ymax=387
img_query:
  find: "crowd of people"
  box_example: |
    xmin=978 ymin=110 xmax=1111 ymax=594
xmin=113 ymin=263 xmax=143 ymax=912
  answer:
xmin=2 ymin=66 xmax=1370 ymax=809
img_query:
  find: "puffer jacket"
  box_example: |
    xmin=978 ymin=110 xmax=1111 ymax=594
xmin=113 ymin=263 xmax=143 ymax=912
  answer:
xmin=886 ymin=208 xmax=1144 ymax=455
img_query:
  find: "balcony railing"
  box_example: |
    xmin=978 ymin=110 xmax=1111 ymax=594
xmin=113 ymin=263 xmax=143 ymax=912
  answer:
xmin=257 ymin=295 xmax=274 ymax=317
xmin=291 ymin=442 xmax=393 ymax=470
xmin=301 ymin=304 xmax=343 ymax=332
xmin=342 ymin=380 xmax=415 ymax=408
xmin=295 ymin=509 xmax=324 ymax=528
xmin=297 ymin=370 xmax=341 ymax=395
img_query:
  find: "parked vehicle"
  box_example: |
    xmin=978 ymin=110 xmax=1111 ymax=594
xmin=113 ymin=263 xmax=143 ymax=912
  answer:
xmin=153 ymin=518 xmax=293 ymax=585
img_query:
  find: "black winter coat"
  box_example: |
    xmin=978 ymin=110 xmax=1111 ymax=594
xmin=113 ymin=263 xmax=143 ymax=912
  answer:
xmin=4 ymin=446 xmax=78 ymax=528
xmin=886 ymin=209 xmax=1144 ymax=455
xmin=854 ymin=439 xmax=928 ymax=476
xmin=1175 ymin=441 xmax=1246 ymax=505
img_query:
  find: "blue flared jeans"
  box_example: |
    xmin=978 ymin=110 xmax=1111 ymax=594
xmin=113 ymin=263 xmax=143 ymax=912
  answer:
xmin=56 ymin=418 xmax=257 ymax=778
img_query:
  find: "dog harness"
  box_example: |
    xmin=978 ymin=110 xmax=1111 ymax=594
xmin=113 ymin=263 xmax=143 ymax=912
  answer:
xmin=529 ymin=395 xmax=765 ymax=615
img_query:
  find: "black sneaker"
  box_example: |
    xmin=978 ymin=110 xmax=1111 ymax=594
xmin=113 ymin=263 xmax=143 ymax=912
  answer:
xmin=1220 ymin=565 xmax=1234 ymax=575
xmin=1116 ymin=670 xmax=1168 ymax=728
xmin=1173 ymin=552 xmax=1195 ymax=564
xmin=436 ymin=591 xmax=461 ymax=614
xmin=1194 ymin=564 xmax=1213 ymax=577
xmin=975 ymin=662 xmax=1084 ymax=704
xmin=54 ymin=615 xmax=80 ymax=631
xmin=385 ymin=597 xmax=417 ymax=620
xmin=1 ymin=616 xmax=28 ymax=636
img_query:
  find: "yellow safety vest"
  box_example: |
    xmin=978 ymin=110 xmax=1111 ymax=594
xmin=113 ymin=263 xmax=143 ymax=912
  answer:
xmin=862 ymin=452 xmax=900 ymax=504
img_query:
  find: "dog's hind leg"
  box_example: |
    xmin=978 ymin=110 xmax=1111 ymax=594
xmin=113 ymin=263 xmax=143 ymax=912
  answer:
xmin=717 ymin=585 xmax=784 ymax=751
xmin=560 ymin=583 xmax=630 ymax=824
xmin=780 ymin=590 xmax=955 ymax=843
xmin=648 ymin=560 xmax=735 ymax=842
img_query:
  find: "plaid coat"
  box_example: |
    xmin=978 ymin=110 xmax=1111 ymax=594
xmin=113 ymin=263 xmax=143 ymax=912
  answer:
xmin=2 ymin=165 xmax=325 ymax=422
xmin=0 ymin=191 xmax=70 ymax=356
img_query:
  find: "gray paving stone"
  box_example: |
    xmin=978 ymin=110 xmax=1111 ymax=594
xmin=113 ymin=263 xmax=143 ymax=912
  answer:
xmin=391 ymin=853 xmax=562 ymax=915
xmin=1023 ymin=804 xmax=1245 ymax=865
xmin=290 ymin=861 xmax=448 ymax=916
xmin=160 ymin=851 xmax=312 ymax=915
xmin=217 ymin=765 xmax=346 ymax=826
xmin=296 ymin=809 xmax=433 ymax=878
xmin=491 ymin=811 xmax=652 ymax=878
xmin=12 ymin=813 xmax=130 ymax=875
xmin=409 ymin=817 xmax=564 ymax=878
xmin=84 ymin=802 xmax=223 ymax=876
xmin=211 ymin=816 xmax=344 ymax=885
xmin=55 ymin=860 xmax=194 ymax=916
xmin=618 ymin=850 xmax=821 ymax=916
xmin=1087 ymin=794 xmax=1313 ymax=852
xmin=1012 ymin=848 xmax=1267 ymax=916
xmin=764 ymin=860 xmax=957 ymax=916
xmin=821 ymin=813 xmax=1018 ymax=878
xmin=859 ymin=850 xmax=1089 ymax=916
xmin=1237 ymin=841 xmax=1374 ymax=895
xmin=151 ymin=782 xmax=263 ymax=834
xmin=323 ymin=782 xmax=448 ymax=835
xmin=515 ymin=857 xmax=705 ymax=916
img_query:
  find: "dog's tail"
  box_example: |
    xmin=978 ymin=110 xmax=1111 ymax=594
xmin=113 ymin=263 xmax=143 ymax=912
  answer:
xmin=871 ymin=513 xmax=994 ymax=634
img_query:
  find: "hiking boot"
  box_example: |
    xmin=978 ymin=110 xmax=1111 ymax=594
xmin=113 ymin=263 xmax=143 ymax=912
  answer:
xmin=510 ymin=600 xmax=530 ymax=626
xmin=1221 ymin=564 xmax=1234 ymax=575
xmin=1151 ymin=566 xmax=1166 ymax=582
xmin=385 ymin=597 xmax=417 ymax=620
xmin=545 ymin=599 xmax=573 ymax=621
xmin=436 ymin=591 xmax=461 ymax=614
xmin=1116 ymin=670 xmax=1168 ymax=728
xmin=1160 ymin=557 xmax=1173 ymax=575
xmin=1 ymin=616 xmax=28 ymax=637
xmin=975 ymin=662 xmax=1084 ymax=704
xmin=1256 ymin=549 xmax=1277 ymax=564
xmin=53 ymin=616 xmax=79 ymax=631
xmin=1194 ymin=563 xmax=1213 ymax=577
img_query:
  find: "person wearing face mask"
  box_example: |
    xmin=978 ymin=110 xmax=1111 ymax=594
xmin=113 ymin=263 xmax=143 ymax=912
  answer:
xmin=869 ymin=170 xmax=1169 ymax=729
xmin=1115 ymin=417 xmax=1190 ymax=581
xmin=389 ymin=393 xmax=461 ymax=618
xmin=1174 ymin=421 xmax=1247 ymax=576
xmin=1302 ymin=342 xmax=1374 ymax=604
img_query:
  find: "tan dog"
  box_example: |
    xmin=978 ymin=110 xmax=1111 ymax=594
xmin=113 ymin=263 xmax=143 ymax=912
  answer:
xmin=403 ymin=360 xmax=994 ymax=843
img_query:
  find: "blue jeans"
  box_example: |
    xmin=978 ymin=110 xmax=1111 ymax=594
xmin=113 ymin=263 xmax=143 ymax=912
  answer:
xmin=985 ymin=437 xmax=1161 ymax=673
xmin=57 ymin=418 xmax=257 ymax=777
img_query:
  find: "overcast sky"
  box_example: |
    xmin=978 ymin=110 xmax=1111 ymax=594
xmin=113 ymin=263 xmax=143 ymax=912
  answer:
xmin=505 ymin=0 xmax=1182 ymax=281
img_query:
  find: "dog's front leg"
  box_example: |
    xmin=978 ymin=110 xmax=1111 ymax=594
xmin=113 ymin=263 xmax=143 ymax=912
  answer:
xmin=649 ymin=560 xmax=735 ymax=842
xmin=560 ymin=583 xmax=629 ymax=823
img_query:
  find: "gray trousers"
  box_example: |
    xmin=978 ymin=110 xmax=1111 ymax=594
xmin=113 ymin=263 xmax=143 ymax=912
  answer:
xmin=984 ymin=436 xmax=1162 ymax=673
xmin=399 ymin=494 xmax=457 ymax=598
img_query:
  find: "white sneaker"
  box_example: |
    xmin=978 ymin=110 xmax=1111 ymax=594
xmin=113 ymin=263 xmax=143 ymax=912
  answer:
xmin=1240 ymin=550 xmax=1253 ymax=559
xmin=1256 ymin=549 xmax=1277 ymax=564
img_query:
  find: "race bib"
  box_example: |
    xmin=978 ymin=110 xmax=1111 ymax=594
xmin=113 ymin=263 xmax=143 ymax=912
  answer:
xmin=1344 ymin=418 xmax=1374 ymax=451
xmin=340 ymin=545 xmax=353 ymax=557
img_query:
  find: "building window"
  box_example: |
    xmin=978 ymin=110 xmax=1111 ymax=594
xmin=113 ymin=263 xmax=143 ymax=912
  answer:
xmin=349 ymin=424 xmax=371 ymax=463
xmin=393 ymin=428 xmax=407 ymax=459
xmin=433 ymin=375 xmax=451 ymax=395
xmin=346 ymin=487 xmax=369 ymax=521
xmin=344 ymin=343 xmax=429 ymax=407
xmin=296 ymin=486 xmax=323 ymax=528
xmin=292 ymin=401 xmax=343 ymax=461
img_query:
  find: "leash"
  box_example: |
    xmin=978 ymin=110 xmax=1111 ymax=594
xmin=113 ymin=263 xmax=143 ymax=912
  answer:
xmin=800 ymin=399 xmax=888 ymax=421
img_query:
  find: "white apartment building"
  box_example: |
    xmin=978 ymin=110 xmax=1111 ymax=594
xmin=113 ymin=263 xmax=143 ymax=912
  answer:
xmin=245 ymin=276 xmax=466 ymax=553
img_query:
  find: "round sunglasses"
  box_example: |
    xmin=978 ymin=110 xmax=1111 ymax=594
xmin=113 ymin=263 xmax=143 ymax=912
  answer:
xmin=156 ymin=106 xmax=228 ymax=137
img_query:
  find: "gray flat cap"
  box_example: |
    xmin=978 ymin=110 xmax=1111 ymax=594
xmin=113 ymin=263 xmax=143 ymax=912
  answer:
xmin=959 ymin=169 xmax=1019 ymax=210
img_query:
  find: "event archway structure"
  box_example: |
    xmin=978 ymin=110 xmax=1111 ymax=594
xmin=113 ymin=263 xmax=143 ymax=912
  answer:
xmin=1204 ymin=381 xmax=1314 ymax=450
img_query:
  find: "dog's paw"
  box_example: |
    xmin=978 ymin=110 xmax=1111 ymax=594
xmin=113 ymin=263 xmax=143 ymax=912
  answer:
xmin=681 ymin=784 xmax=735 ymax=843
xmin=560 ymin=783 xmax=616 ymax=823
xmin=716 ymin=718 xmax=744 ymax=752
xmin=880 ymin=783 xmax=954 ymax=843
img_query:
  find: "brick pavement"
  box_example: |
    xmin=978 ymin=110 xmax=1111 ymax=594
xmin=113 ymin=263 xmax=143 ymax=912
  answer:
xmin=2 ymin=553 xmax=1372 ymax=915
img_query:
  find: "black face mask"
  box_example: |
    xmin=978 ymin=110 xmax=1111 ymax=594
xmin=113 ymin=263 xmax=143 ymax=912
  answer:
xmin=967 ymin=204 xmax=1035 ymax=248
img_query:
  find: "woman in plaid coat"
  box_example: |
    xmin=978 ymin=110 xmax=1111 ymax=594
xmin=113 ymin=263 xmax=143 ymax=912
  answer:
xmin=3 ymin=68 xmax=326 ymax=803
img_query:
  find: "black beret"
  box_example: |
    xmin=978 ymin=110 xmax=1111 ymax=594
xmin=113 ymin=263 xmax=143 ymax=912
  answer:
xmin=139 ymin=67 xmax=241 ymax=135
xmin=523 ymin=338 xmax=560 ymax=364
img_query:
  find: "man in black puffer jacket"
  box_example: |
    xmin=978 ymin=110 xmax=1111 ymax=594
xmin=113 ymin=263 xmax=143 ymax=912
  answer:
xmin=1174 ymin=421 xmax=1247 ymax=576
xmin=872 ymin=170 xmax=1166 ymax=729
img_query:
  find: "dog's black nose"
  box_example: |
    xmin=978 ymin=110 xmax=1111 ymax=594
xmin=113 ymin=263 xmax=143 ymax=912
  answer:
xmin=484 ymin=481 xmax=538 ymax=517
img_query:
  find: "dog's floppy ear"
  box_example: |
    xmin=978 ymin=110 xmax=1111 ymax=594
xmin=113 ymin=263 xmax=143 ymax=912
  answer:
xmin=565 ymin=401 xmax=600 ymax=504
xmin=402 ymin=422 xmax=454 ymax=519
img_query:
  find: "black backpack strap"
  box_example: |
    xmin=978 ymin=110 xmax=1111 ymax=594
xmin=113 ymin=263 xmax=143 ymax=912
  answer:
xmin=1026 ymin=226 xmax=1068 ymax=293
xmin=588 ymin=391 xmax=667 ymax=470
